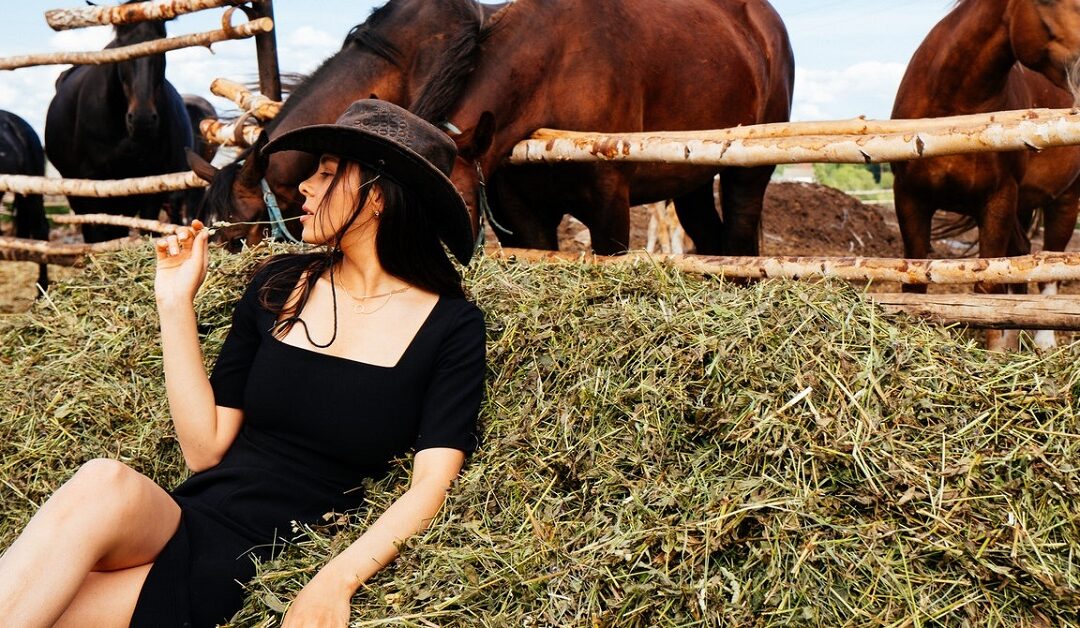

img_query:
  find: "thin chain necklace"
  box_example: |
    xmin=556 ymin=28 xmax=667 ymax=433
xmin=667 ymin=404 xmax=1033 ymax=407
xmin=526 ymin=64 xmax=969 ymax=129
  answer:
xmin=334 ymin=278 xmax=411 ymax=315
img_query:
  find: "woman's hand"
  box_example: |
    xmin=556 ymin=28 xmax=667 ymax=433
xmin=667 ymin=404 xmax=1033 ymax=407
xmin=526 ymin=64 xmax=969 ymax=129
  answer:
xmin=281 ymin=573 xmax=353 ymax=628
xmin=154 ymin=219 xmax=210 ymax=307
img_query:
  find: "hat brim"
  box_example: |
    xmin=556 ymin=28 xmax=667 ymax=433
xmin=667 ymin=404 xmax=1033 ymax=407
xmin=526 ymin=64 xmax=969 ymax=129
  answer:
xmin=262 ymin=124 xmax=475 ymax=265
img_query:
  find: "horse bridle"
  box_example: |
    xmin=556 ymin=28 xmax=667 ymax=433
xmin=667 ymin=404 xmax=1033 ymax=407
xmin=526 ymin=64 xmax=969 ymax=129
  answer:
xmin=259 ymin=177 xmax=303 ymax=244
xmin=441 ymin=122 xmax=513 ymax=249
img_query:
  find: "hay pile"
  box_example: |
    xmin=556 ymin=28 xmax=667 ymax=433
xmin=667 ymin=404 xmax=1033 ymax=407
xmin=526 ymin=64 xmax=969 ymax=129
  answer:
xmin=2 ymin=244 xmax=1079 ymax=626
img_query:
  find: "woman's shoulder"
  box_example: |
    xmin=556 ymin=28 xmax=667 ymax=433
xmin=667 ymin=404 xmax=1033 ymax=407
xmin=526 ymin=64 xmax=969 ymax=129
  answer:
xmin=436 ymin=295 xmax=485 ymax=326
xmin=238 ymin=254 xmax=314 ymax=311
xmin=249 ymin=253 xmax=312 ymax=287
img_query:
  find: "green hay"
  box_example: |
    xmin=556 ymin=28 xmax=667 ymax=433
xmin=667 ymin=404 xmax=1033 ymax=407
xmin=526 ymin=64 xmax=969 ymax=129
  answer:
xmin=2 ymin=243 xmax=1079 ymax=626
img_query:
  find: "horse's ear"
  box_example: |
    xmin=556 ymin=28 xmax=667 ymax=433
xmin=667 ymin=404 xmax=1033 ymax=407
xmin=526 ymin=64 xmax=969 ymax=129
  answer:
xmin=187 ymin=148 xmax=220 ymax=183
xmin=1009 ymin=0 xmax=1051 ymax=71
xmin=459 ymin=111 xmax=496 ymax=160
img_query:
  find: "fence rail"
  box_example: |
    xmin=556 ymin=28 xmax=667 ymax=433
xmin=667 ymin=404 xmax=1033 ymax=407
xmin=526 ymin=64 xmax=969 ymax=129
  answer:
xmin=511 ymin=109 xmax=1080 ymax=167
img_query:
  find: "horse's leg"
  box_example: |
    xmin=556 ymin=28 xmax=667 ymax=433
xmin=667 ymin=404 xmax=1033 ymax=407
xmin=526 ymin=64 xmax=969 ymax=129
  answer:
xmin=13 ymin=193 xmax=50 ymax=291
xmin=978 ymin=181 xmax=1021 ymax=351
xmin=718 ymin=166 xmax=773 ymax=256
xmin=894 ymin=184 xmax=934 ymax=295
xmin=672 ymin=179 xmax=724 ymax=255
xmin=577 ymin=169 xmax=630 ymax=255
xmin=1033 ymin=187 xmax=1080 ymax=349
xmin=0 ymin=459 xmax=180 ymax=626
xmin=488 ymin=171 xmax=560 ymax=250
xmin=70 ymin=197 xmax=129 ymax=243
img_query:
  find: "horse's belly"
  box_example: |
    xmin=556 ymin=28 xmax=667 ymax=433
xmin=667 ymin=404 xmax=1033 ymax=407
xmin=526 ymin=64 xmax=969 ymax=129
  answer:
xmin=627 ymin=165 xmax=720 ymax=204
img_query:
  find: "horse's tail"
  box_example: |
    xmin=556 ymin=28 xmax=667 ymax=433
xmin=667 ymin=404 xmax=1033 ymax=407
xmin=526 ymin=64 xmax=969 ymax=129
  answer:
xmin=930 ymin=212 xmax=977 ymax=240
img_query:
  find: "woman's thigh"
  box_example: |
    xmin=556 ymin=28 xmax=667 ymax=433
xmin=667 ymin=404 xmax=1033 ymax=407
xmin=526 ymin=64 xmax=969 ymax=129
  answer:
xmin=53 ymin=563 xmax=152 ymax=628
xmin=73 ymin=459 xmax=182 ymax=570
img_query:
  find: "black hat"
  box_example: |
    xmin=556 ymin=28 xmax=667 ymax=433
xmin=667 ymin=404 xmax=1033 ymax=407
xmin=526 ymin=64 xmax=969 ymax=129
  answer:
xmin=262 ymin=99 xmax=475 ymax=264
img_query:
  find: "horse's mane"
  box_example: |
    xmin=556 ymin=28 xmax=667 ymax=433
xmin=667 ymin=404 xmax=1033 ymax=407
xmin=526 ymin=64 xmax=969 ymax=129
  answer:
xmin=266 ymin=3 xmax=404 ymax=132
xmin=270 ymin=0 xmax=487 ymax=130
xmin=410 ymin=0 xmax=487 ymax=123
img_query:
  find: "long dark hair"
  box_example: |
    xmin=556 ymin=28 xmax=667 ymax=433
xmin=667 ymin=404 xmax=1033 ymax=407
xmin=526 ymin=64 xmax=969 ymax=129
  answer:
xmin=254 ymin=157 xmax=466 ymax=343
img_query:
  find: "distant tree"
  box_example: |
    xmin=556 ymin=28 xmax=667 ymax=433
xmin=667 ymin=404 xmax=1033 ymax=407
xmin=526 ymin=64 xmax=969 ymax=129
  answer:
xmin=812 ymin=163 xmax=876 ymax=191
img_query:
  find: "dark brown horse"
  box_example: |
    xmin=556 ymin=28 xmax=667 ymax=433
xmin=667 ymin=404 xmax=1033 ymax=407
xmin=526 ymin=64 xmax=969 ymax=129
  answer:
xmin=891 ymin=0 xmax=1080 ymax=349
xmin=192 ymin=0 xmax=503 ymax=248
xmin=440 ymin=0 xmax=794 ymax=256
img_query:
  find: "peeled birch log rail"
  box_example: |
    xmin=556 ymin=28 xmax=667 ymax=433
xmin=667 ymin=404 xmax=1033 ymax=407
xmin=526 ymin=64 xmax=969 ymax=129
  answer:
xmin=201 ymin=118 xmax=262 ymax=147
xmin=45 ymin=0 xmax=244 ymax=30
xmin=51 ymin=213 xmax=178 ymax=234
xmin=210 ymin=78 xmax=281 ymax=120
xmin=0 ymin=235 xmax=142 ymax=265
xmin=528 ymin=108 xmax=1080 ymax=143
xmin=512 ymin=113 xmax=1080 ymax=167
xmin=0 ymin=17 xmax=273 ymax=70
xmin=487 ymin=248 xmax=1080 ymax=285
xmin=0 ymin=172 xmax=207 ymax=197
xmin=866 ymin=293 xmax=1080 ymax=330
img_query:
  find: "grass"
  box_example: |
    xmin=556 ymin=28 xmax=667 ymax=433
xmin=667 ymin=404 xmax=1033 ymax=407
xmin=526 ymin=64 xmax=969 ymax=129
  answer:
xmin=1 ymin=242 xmax=1079 ymax=626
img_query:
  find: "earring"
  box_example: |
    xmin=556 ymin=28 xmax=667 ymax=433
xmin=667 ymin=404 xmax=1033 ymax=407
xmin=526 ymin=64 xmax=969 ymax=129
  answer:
xmin=373 ymin=210 xmax=382 ymax=218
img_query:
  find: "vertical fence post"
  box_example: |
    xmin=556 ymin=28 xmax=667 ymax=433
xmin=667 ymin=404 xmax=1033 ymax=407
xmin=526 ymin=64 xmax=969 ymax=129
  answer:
xmin=250 ymin=0 xmax=281 ymax=101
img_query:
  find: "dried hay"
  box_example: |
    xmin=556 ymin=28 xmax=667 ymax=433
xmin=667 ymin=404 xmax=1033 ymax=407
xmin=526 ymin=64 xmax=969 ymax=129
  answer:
xmin=1 ymin=243 xmax=1079 ymax=626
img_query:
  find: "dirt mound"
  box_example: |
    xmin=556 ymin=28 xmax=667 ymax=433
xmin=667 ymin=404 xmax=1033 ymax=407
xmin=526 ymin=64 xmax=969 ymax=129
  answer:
xmin=554 ymin=182 xmax=901 ymax=258
xmin=762 ymin=182 xmax=900 ymax=257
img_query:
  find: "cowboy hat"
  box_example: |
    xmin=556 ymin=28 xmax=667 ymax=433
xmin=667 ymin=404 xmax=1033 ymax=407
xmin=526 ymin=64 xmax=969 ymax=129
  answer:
xmin=262 ymin=99 xmax=475 ymax=264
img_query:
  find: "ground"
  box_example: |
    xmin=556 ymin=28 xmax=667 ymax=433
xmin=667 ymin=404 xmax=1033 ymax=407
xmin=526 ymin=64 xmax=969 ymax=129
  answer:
xmin=3 ymin=182 xmax=1079 ymax=313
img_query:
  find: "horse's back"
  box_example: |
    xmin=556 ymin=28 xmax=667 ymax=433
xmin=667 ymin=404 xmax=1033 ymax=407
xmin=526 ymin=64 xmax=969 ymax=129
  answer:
xmin=0 ymin=110 xmax=44 ymax=176
xmin=541 ymin=0 xmax=791 ymax=131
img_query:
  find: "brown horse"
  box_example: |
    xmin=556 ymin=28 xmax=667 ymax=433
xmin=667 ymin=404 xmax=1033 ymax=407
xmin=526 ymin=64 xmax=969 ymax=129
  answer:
xmin=891 ymin=0 xmax=1080 ymax=349
xmin=192 ymin=0 xmax=502 ymax=247
xmin=440 ymin=0 xmax=793 ymax=256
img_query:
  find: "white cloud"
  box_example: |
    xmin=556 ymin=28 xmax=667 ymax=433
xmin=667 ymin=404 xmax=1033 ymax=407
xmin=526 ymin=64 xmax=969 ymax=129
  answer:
xmin=792 ymin=61 xmax=908 ymax=121
xmin=287 ymin=26 xmax=335 ymax=49
xmin=48 ymin=27 xmax=112 ymax=52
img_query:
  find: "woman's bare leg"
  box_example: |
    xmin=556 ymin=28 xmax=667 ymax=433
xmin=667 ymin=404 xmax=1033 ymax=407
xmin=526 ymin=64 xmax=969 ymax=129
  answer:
xmin=54 ymin=564 xmax=153 ymax=628
xmin=0 ymin=458 xmax=181 ymax=626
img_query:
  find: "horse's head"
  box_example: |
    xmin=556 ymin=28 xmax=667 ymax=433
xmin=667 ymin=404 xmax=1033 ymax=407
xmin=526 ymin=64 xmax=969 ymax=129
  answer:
xmin=194 ymin=0 xmax=486 ymax=250
xmin=111 ymin=19 xmax=167 ymax=139
xmin=1009 ymin=0 xmax=1080 ymax=99
xmin=446 ymin=111 xmax=496 ymax=243
xmin=189 ymin=135 xmax=306 ymax=252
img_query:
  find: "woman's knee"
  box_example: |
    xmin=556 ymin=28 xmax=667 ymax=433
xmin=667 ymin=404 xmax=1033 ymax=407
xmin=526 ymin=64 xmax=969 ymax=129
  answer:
xmin=68 ymin=459 xmax=145 ymax=515
xmin=72 ymin=458 xmax=139 ymax=489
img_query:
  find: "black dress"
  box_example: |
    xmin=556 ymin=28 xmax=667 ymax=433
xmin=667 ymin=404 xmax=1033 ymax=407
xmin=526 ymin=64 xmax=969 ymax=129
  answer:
xmin=130 ymin=258 xmax=485 ymax=627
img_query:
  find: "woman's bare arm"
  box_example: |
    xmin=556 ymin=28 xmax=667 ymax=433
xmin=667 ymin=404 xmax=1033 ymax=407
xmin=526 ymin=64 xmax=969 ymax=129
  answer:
xmin=155 ymin=222 xmax=244 ymax=472
xmin=281 ymin=448 xmax=467 ymax=626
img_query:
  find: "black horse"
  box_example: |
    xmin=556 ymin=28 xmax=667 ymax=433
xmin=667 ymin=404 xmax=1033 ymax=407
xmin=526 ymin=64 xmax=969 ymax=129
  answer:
xmin=169 ymin=94 xmax=218 ymax=225
xmin=45 ymin=9 xmax=192 ymax=243
xmin=0 ymin=110 xmax=49 ymax=290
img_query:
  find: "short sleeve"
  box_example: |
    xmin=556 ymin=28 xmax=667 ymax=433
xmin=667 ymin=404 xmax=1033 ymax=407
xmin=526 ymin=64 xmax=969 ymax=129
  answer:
xmin=209 ymin=280 xmax=264 ymax=409
xmin=414 ymin=304 xmax=486 ymax=454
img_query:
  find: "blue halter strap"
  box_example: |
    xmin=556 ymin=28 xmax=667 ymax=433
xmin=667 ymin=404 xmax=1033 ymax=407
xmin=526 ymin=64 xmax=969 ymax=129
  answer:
xmin=260 ymin=178 xmax=302 ymax=244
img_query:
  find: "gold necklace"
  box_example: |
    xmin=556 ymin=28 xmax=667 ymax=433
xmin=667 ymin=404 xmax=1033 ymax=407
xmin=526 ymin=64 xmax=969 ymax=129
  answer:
xmin=335 ymin=279 xmax=411 ymax=315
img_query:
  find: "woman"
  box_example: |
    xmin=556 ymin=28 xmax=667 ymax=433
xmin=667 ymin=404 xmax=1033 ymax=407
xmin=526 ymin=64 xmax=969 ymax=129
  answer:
xmin=0 ymin=100 xmax=485 ymax=627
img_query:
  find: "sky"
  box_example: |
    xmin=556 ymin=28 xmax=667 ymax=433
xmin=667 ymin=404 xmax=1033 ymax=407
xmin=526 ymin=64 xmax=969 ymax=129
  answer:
xmin=0 ymin=0 xmax=955 ymax=140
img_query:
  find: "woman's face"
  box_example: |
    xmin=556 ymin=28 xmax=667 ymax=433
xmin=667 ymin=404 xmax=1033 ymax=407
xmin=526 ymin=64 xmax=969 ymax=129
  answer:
xmin=297 ymin=154 xmax=379 ymax=246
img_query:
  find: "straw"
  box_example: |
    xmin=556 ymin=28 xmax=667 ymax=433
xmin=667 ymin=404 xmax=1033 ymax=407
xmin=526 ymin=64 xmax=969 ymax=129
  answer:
xmin=1 ymin=241 xmax=1077 ymax=626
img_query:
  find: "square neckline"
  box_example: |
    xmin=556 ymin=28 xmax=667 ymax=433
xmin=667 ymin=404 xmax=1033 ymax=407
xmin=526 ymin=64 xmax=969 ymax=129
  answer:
xmin=267 ymin=295 xmax=443 ymax=369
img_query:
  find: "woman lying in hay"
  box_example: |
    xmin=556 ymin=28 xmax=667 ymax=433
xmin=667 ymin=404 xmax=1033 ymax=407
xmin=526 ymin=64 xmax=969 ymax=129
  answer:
xmin=0 ymin=100 xmax=485 ymax=627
